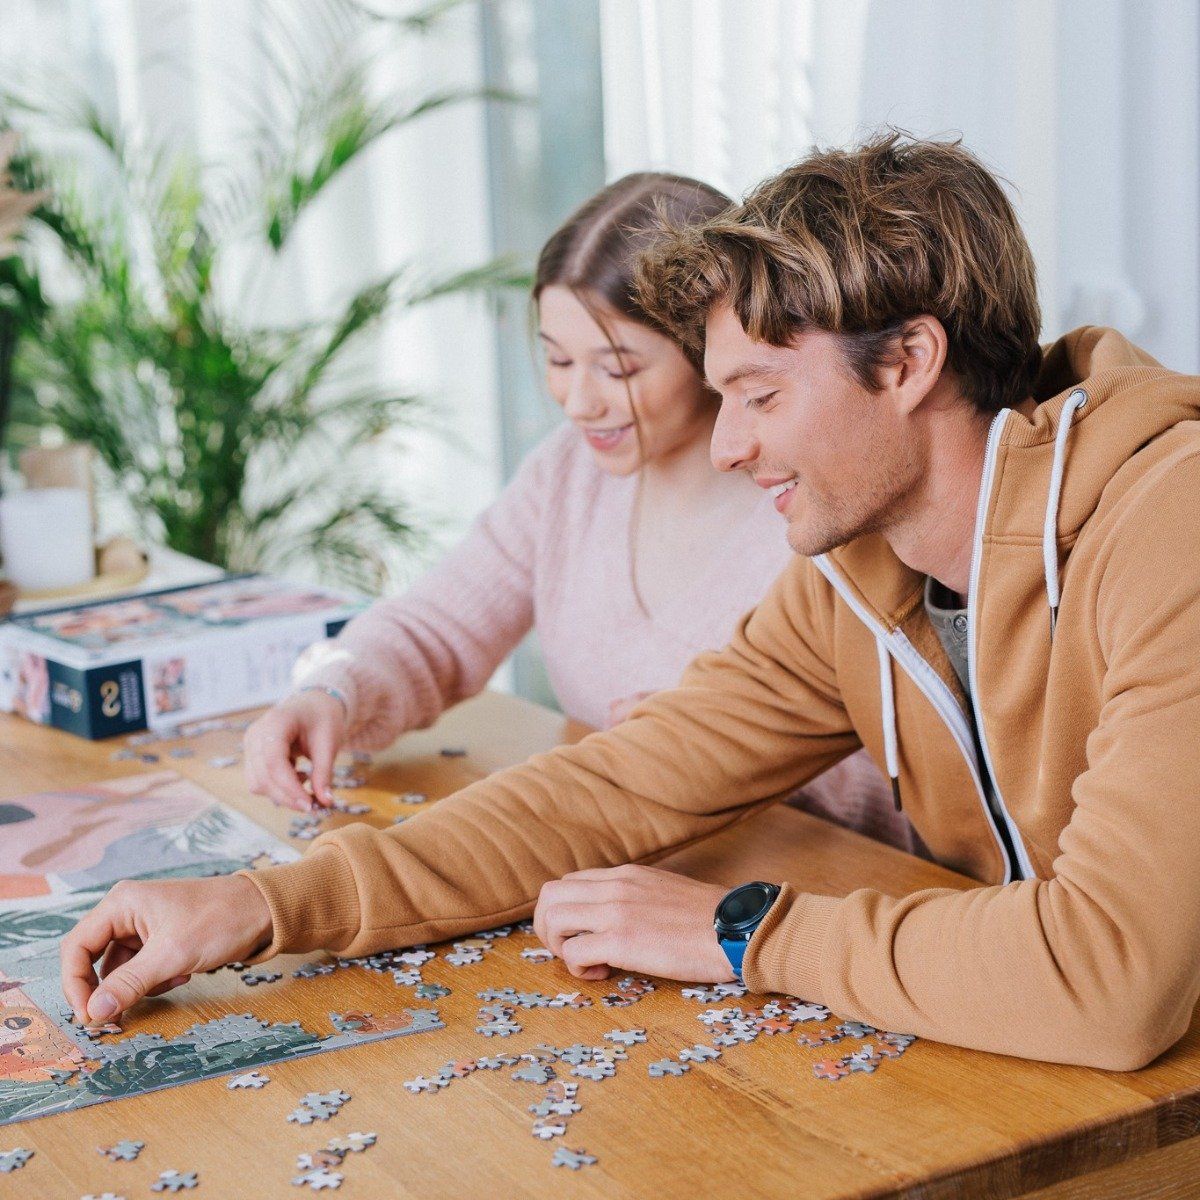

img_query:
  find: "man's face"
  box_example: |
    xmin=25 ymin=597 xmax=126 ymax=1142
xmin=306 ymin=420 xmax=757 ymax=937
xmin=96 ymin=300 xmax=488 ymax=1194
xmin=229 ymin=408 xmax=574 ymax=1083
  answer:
xmin=704 ymin=304 xmax=922 ymax=557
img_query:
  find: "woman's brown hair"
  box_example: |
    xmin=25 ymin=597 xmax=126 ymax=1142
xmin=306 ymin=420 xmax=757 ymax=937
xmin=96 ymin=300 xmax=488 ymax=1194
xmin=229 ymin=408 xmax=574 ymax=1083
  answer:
xmin=634 ymin=131 xmax=1043 ymax=416
xmin=533 ymin=171 xmax=732 ymax=329
xmin=532 ymin=172 xmax=732 ymax=617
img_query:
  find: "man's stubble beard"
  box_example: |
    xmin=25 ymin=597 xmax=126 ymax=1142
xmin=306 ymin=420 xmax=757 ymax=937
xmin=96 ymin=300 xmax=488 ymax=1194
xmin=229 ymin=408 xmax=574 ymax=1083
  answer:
xmin=784 ymin=444 xmax=923 ymax=558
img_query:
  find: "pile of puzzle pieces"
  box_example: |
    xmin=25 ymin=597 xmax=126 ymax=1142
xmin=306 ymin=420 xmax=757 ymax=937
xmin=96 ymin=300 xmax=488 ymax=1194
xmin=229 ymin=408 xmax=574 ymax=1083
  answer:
xmin=4 ymin=924 xmax=918 ymax=1188
xmin=293 ymin=1129 xmax=378 ymax=1191
xmin=109 ymin=716 xmax=256 ymax=769
xmin=2 ymin=1124 xmax=381 ymax=1194
xmin=384 ymin=944 xmax=918 ymax=1172
xmin=72 ymin=736 xmax=923 ymax=1188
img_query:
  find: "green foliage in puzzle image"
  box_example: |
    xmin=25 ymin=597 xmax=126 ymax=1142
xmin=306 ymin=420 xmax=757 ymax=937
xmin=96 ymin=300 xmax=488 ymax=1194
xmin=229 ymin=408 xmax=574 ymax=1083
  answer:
xmin=0 ymin=884 xmax=443 ymax=1127
xmin=0 ymin=1010 xmax=436 ymax=1126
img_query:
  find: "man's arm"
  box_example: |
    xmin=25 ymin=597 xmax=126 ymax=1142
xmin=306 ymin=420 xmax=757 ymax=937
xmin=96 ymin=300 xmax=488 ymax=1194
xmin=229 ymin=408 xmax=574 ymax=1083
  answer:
xmin=62 ymin=553 xmax=860 ymax=1021
xmin=246 ymin=553 xmax=859 ymax=957
xmin=744 ymin=453 xmax=1200 ymax=1070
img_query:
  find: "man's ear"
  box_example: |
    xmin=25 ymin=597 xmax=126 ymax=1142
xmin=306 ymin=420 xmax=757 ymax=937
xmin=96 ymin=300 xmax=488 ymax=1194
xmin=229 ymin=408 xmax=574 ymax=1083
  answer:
xmin=878 ymin=316 xmax=949 ymax=415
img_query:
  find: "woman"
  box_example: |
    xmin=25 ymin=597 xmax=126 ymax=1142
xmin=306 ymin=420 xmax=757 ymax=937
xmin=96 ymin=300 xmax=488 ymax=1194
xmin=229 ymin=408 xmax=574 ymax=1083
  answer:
xmin=244 ymin=173 xmax=917 ymax=855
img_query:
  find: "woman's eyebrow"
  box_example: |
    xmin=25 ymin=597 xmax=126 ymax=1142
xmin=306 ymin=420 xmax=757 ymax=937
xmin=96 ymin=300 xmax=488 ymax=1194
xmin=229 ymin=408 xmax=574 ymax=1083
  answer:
xmin=538 ymin=332 xmax=639 ymax=357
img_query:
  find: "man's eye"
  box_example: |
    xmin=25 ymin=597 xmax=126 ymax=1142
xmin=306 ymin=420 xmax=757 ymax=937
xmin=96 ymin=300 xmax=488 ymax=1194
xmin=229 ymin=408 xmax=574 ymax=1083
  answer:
xmin=747 ymin=391 xmax=777 ymax=409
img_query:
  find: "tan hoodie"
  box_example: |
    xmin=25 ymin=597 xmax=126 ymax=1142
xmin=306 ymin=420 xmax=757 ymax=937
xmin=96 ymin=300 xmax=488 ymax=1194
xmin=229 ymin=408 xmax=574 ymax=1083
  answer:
xmin=247 ymin=327 xmax=1200 ymax=1070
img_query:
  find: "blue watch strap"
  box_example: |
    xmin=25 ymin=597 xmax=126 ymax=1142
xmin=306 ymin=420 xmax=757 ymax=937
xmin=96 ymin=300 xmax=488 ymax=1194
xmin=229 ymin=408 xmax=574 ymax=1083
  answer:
xmin=718 ymin=935 xmax=748 ymax=981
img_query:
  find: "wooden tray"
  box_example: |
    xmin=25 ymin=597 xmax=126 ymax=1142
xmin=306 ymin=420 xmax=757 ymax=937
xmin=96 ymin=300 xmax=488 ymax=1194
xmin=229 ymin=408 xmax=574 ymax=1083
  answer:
xmin=1 ymin=540 xmax=150 ymax=610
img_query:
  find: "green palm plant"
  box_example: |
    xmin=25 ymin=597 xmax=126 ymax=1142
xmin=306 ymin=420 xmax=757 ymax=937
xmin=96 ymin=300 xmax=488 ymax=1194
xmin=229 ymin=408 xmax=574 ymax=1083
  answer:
xmin=0 ymin=130 xmax=48 ymax=462
xmin=1 ymin=0 xmax=523 ymax=594
xmin=0 ymin=130 xmax=43 ymax=255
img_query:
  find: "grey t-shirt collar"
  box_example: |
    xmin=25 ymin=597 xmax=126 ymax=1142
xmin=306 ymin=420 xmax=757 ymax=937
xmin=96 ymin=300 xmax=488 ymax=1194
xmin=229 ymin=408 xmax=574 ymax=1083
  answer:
xmin=924 ymin=575 xmax=970 ymax=696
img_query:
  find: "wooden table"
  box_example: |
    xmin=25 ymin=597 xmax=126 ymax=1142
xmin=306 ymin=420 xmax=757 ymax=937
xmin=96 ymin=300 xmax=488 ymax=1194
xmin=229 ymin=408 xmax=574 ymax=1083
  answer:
xmin=2 ymin=691 xmax=1198 ymax=1199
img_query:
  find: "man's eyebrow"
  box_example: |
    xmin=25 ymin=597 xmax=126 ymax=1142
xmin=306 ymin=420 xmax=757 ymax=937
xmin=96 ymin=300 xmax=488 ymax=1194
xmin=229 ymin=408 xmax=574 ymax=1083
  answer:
xmin=537 ymin=332 xmax=638 ymax=356
xmin=708 ymin=361 xmax=784 ymax=389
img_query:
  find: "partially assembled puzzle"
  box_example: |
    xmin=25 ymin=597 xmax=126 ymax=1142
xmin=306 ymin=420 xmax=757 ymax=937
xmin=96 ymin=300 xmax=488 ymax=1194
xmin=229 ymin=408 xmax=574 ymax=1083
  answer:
xmin=1 ymin=748 xmax=921 ymax=1191
xmin=0 ymin=771 xmax=442 ymax=1127
xmin=0 ymin=769 xmax=292 ymax=903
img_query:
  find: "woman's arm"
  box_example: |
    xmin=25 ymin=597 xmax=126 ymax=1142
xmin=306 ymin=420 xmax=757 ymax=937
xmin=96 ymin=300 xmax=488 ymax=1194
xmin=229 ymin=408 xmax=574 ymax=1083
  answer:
xmin=293 ymin=427 xmax=572 ymax=749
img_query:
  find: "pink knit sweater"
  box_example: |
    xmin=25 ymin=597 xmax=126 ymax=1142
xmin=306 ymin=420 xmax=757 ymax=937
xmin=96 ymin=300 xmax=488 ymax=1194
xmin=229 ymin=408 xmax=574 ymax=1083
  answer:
xmin=294 ymin=422 xmax=922 ymax=854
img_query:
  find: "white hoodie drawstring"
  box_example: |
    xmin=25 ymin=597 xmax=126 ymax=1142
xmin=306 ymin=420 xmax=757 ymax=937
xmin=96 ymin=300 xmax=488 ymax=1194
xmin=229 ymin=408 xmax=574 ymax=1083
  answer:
xmin=871 ymin=388 xmax=1087 ymax=809
xmin=1043 ymin=389 xmax=1088 ymax=639
xmin=876 ymin=637 xmax=902 ymax=810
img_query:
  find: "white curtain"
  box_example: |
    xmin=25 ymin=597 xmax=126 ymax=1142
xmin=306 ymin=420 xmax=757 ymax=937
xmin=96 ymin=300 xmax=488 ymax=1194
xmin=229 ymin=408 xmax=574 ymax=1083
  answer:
xmin=600 ymin=0 xmax=1200 ymax=373
xmin=2 ymin=0 xmax=504 ymax=583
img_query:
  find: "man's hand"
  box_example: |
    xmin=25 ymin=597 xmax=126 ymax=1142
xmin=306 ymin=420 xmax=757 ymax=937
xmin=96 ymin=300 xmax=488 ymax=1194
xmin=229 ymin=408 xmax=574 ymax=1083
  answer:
xmin=60 ymin=875 xmax=274 ymax=1024
xmin=533 ymin=864 xmax=736 ymax=983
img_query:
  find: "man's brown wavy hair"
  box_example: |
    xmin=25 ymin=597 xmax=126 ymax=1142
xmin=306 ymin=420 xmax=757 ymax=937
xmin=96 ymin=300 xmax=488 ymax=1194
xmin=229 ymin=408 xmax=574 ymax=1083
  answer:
xmin=634 ymin=131 xmax=1043 ymax=416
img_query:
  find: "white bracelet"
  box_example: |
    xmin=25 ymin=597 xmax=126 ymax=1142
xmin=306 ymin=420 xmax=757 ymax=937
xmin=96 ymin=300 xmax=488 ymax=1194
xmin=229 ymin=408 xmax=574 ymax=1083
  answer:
xmin=295 ymin=684 xmax=349 ymax=718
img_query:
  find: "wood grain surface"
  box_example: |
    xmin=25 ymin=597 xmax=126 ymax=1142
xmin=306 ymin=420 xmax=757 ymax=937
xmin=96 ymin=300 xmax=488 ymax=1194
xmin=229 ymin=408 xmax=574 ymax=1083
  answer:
xmin=1 ymin=691 xmax=1197 ymax=1199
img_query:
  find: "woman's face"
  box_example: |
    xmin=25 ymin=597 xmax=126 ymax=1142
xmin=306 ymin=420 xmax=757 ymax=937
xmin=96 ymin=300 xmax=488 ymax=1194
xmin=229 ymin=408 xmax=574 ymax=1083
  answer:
xmin=538 ymin=285 xmax=715 ymax=476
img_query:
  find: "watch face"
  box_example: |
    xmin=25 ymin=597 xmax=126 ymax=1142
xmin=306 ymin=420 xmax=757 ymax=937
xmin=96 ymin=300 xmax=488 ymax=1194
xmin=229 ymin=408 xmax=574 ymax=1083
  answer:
xmin=718 ymin=882 xmax=775 ymax=931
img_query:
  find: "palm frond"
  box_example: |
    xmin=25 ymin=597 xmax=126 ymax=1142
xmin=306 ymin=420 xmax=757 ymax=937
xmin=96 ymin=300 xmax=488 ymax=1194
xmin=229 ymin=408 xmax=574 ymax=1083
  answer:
xmin=263 ymin=84 xmax=511 ymax=252
xmin=407 ymin=256 xmax=534 ymax=305
xmin=0 ymin=131 xmax=45 ymax=253
xmin=348 ymin=0 xmax=474 ymax=33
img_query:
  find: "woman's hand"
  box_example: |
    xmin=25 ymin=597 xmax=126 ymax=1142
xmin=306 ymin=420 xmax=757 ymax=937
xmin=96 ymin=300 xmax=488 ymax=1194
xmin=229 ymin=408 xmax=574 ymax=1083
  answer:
xmin=244 ymin=691 xmax=348 ymax=811
xmin=60 ymin=874 xmax=275 ymax=1024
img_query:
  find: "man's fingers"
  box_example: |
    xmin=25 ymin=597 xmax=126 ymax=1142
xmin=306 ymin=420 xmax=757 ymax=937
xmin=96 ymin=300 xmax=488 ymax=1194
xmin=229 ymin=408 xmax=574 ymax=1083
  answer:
xmin=558 ymin=867 xmax=628 ymax=884
xmin=61 ymin=901 xmax=134 ymax=1022
xmin=146 ymin=974 xmax=192 ymax=998
xmin=534 ymin=876 xmax=621 ymax=950
xmin=558 ymin=933 xmax=613 ymax=980
xmin=98 ymin=940 xmax=137 ymax=982
xmin=532 ymin=892 xmax=549 ymax=951
xmin=62 ymin=949 xmax=99 ymax=1025
xmin=533 ymin=880 xmax=576 ymax=949
xmin=86 ymin=940 xmax=188 ymax=1023
xmin=539 ymin=901 xmax=605 ymax=958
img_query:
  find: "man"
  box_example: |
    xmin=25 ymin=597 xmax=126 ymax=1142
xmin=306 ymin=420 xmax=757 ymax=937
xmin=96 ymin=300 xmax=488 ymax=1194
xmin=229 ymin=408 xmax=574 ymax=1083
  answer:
xmin=61 ymin=133 xmax=1200 ymax=1070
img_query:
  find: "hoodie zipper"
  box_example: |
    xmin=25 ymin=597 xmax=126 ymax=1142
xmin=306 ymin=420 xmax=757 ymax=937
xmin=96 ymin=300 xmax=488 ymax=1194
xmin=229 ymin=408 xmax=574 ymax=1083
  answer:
xmin=811 ymin=554 xmax=1016 ymax=882
xmin=813 ymin=406 xmax=1037 ymax=884
xmin=967 ymin=410 xmax=1035 ymax=881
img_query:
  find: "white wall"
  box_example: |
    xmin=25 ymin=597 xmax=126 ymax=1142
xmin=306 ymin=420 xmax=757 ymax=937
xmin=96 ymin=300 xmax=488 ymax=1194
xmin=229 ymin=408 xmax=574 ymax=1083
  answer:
xmin=601 ymin=0 xmax=1200 ymax=372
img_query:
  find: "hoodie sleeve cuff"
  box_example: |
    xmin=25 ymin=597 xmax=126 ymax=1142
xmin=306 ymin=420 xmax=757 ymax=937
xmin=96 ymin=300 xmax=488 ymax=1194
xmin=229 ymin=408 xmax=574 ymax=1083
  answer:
xmin=741 ymin=883 xmax=841 ymax=1000
xmin=238 ymin=844 xmax=364 ymax=962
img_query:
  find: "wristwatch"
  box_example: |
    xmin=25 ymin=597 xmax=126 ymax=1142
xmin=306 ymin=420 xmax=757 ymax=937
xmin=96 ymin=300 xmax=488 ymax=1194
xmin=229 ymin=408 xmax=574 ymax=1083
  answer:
xmin=713 ymin=881 xmax=781 ymax=982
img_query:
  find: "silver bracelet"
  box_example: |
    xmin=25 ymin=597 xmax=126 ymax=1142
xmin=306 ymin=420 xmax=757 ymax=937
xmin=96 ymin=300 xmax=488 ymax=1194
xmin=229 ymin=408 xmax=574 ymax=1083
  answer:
xmin=295 ymin=684 xmax=349 ymax=718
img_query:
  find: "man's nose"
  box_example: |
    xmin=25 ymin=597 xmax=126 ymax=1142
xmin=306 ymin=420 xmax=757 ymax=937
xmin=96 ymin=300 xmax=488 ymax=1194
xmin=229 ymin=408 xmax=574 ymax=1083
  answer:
xmin=710 ymin=400 xmax=756 ymax=473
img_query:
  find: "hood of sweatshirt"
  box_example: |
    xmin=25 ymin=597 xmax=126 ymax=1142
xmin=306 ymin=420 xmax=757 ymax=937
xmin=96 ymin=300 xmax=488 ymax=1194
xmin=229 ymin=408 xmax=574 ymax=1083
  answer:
xmin=810 ymin=326 xmax=1200 ymax=881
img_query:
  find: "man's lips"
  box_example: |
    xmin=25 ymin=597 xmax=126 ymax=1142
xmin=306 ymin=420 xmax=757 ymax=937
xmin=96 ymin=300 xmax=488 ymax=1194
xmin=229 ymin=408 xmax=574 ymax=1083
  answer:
xmin=755 ymin=475 xmax=799 ymax=514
